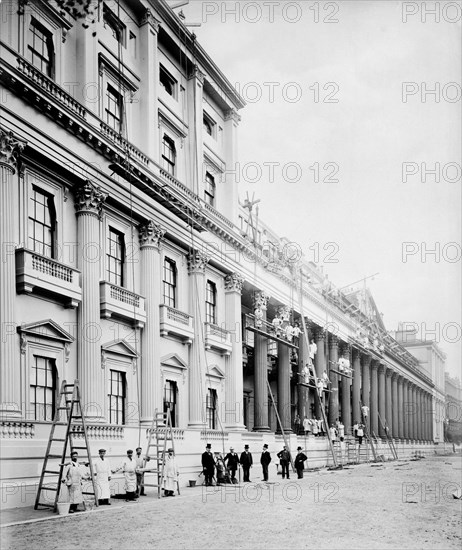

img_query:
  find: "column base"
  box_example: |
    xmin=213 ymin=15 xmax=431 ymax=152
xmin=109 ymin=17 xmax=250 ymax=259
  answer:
xmin=252 ymin=426 xmax=271 ymax=432
xmin=276 ymin=429 xmax=293 ymax=435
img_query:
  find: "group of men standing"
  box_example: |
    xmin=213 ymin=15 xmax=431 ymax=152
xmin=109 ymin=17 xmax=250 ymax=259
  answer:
xmin=201 ymin=443 xmax=308 ymax=484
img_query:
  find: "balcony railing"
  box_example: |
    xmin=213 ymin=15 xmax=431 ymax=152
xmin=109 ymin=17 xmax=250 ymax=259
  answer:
xmin=100 ymin=281 xmax=146 ymax=328
xmin=159 ymin=305 xmax=194 ymax=344
xmin=204 ymin=322 xmax=232 ymax=356
xmin=16 ymin=248 xmax=81 ymax=308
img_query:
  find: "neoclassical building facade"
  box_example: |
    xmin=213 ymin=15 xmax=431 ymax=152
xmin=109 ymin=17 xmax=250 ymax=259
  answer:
xmin=0 ymin=0 xmax=439 ymax=508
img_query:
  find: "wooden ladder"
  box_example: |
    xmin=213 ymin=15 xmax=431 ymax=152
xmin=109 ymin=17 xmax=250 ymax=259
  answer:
xmin=267 ymin=380 xmax=296 ymax=473
xmin=378 ymin=412 xmax=398 ymax=460
xmin=34 ymin=379 xmax=98 ymax=512
xmin=143 ymin=409 xmax=179 ymax=498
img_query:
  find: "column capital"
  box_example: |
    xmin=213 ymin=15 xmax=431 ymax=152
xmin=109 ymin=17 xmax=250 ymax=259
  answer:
xmin=361 ymin=352 xmax=372 ymax=366
xmin=224 ymin=272 xmax=244 ymax=294
xmin=314 ymin=327 xmax=326 ymax=341
xmin=391 ymin=371 xmax=399 ymax=380
xmin=141 ymin=8 xmax=161 ymax=31
xmin=386 ymin=367 xmax=394 ymax=378
xmin=328 ymin=334 xmax=338 ymax=350
xmin=224 ymin=109 xmax=242 ymax=125
xmin=187 ymin=249 xmax=210 ymax=274
xmin=370 ymin=358 xmax=379 ymax=370
xmin=253 ymin=290 xmax=270 ymax=311
xmin=277 ymin=305 xmax=291 ymax=322
xmin=0 ymin=129 xmax=26 ymax=174
xmin=352 ymin=346 xmax=361 ymax=360
xmin=378 ymin=363 xmax=386 ymax=374
xmin=139 ymin=220 xmax=165 ymax=249
xmin=397 ymin=374 xmax=404 ymax=384
xmin=74 ymin=180 xmax=107 ymax=216
xmin=188 ymin=64 xmax=205 ymax=84
xmin=340 ymin=342 xmax=350 ymax=356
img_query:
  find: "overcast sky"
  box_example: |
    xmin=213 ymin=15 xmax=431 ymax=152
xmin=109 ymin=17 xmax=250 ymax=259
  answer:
xmin=178 ymin=0 xmax=461 ymax=379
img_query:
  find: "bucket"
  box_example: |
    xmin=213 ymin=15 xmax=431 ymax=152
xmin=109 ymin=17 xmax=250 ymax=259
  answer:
xmin=188 ymin=480 xmax=196 ymax=487
xmin=57 ymin=502 xmax=70 ymax=516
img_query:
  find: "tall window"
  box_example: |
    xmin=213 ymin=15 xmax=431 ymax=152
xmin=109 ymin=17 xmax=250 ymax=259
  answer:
xmin=206 ymin=388 xmax=217 ymax=429
xmin=205 ymin=280 xmax=217 ymax=324
xmin=107 ymin=228 xmax=124 ymax=286
xmin=163 ymin=380 xmax=177 ymax=428
xmin=30 ymin=356 xmax=56 ymax=421
xmin=109 ymin=370 xmax=125 ymax=425
xmin=28 ymin=18 xmax=54 ymax=78
xmin=162 ymin=135 xmax=176 ymax=176
xmin=159 ymin=65 xmax=177 ymax=98
xmin=203 ymin=113 xmax=216 ymax=138
xmin=105 ymin=84 xmax=123 ymax=131
xmin=163 ymin=258 xmax=177 ymax=308
xmin=204 ymin=172 xmax=216 ymax=206
xmin=103 ymin=3 xmax=125 ymax=45
xmin=28 ymin=187 xmax=56 ymax=258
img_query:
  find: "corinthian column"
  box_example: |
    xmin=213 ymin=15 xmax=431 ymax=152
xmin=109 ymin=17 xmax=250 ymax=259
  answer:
xmin=224 ymin=273 xmax=246 ymax=430
xmin=385 ymin=369 xmax=393 ymax=437
xmin=328 ymin=335 xmax=339 ymax=426
xmin=340 ymin=343 xmax=351 ymax=433
xmin=0 ymin=129 xmax=25 ymax=419
xmin=392 ymin=372 xmax=399 ymax=439
xmin=277 ymin=305 xmax=292 ymax=433
xmin=370 ymin=360 xmax=379 ymax=436
xmin=187 ymin=249 xmax=210 ymax=428
xmin=313 ymin=328 xmax=326 ymax=418
xmin=351 ymin=348 xmax=361 ymax=426
xmin=378 ymin=364 xmax=386 ymax=438
xmin=139 ymin=221 xmax=165 ymax=423
xmin=74 ymin=181 xmax=107 ymax=421
xmin=397 ymin=376 xmax=404 ymax=440
xmin=253 ymin=290 xmax=270 ymax=432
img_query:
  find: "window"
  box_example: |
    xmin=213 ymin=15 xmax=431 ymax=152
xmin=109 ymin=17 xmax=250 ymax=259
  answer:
xmin=206 ymin=388 xmax=217 ymax=429
xmin=203 ymin=112 xmax=216 ymax=138
xmin=28 ymin=18 xmax=54 ymax=78
xmin=159 ymin=65 xmax=177 ymax=98
xmin=109 ymin=370 xmax=126 ymax=425
xmin=28 ymin=187 xmax=56 ymax=258
xmin=205 ymin=280 xmax=217 ymax=324
xmin=30 ymin=356 xmax=56 ymax=421
xmin=162 ymin=135 xmax=176 ymax=176
xmin=105 ymin=84 xmax=123 ymax=132
xmin=204 ymin=172 xmax=216 ymax=207
xmin=163 ymin=380 xmax=177 ymax=428
xmin=103 ymin=3 xmax=125 ymax=45
xmin=163 ymin=258 xmax=177 ymax=308
xmin=107 ymin=228 xmax=124 ymax=286
xmin=129 ymin=31 xmax=137 ymax=58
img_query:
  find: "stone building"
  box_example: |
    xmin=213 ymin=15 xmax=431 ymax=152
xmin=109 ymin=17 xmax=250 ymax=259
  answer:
xmin=0 ymin=0 xmax=437 ymax=509
xmin=444 ymin=374 xmax=462 ymax=444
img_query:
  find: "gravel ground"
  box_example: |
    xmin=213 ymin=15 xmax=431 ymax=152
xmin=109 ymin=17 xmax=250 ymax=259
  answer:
xmin=1 ymin=455 xmax=461 ymax=550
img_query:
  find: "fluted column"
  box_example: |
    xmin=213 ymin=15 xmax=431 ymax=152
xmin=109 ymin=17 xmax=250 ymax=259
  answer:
xmin=397 ymin=376 xmax=404 ymax=439
xmin=385 ymin=368 xmax=393 ymax=437
xmin=418 ymin=388 xmax=423 ymax=441
xmin=361 ymin=353 xmax=371 ymax=418
xmin=74 ymin=181 xmax=107 ymax=421
xmin=253 ymin=291 xmax=270 ymax=432
xmin=370 ymin=360 xmax=379 ymax=436
xmin=297 ymin=317 xmax=310 ymax=419
xmin=328 ymin=335 xmax=339 ymax=426
xmin=313 ymin=328 xmax=326 ymax=418
xmin=188 ymin=249 xmax=210 ymax=428
xmin=378 ymin=364 xmax=386 ymax=437
xmin=351 ymin=348 xmax=361 ymax=427
xmin=428 ymin=393 xmax=433 ymax=441
xmin=392 ymin=372 xmax=399 ymax=439
xmin=0 ymin=129 xmax=25 ymax=418
xmin=403 ymin=379 xmax=410 ymax=440
xmin=411 ymin=384 xmax=417 ymax=440
xmin=139 ymin=221 xmax=165 ymax=423
xmin=340 ymin=343 xmax=351 ymax=433
xmin=224 ymin=273 xmax=246 ymax=430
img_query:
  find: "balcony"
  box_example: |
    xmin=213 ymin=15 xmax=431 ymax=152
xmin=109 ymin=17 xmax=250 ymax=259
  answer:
xmin=159 ymin=305 xmax=194 ymax=344
xmin=204 ymin=323 xmax=232 ymax=356
xmin=15 ymin=249 xmax=81 ymax=308
xmin=100 ymin=282 xmax=146 ymax=328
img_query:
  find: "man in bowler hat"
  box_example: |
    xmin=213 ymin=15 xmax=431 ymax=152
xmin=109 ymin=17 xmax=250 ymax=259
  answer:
xmin=239 ymin=444 xmax=253 ymax=482
xmin=260 ymin=444 xmax=272 ymax=482
xmin=201 ymin=443 xmax=215 ymax=486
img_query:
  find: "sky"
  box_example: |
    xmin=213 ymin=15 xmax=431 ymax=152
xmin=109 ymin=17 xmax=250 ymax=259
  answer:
xmin=174 ymin=0 xmax=461 ymax=379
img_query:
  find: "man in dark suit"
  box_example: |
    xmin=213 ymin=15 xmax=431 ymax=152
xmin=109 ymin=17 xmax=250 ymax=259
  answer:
xmin=260 ymin=444 xmax=272 ymax=481
xmin=201 ymin=443 xmax=215 ymax=486
xmin=277 ymin=445 xmax=291 ymax=479
xmin=239 ymin=444 xmax=253 ymax=482
xmin=294 ymin=446 xmax=308 ymax=479
xmin=224 ymin=447 xmax=240 ymax=483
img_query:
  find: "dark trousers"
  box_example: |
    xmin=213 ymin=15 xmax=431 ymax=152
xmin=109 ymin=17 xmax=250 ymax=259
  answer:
xmin=204 ymin=467 xmax=214 ymax=485
xmin=229 ymin=468 xmax=237 ymax=481
xmin=296 ymin=467 xmax=304 ymax=479
xmin=136 ymin=473 xmax=145 ymax=496
xmin=280 ymin=461 xmax=290 ymax=479
xmin=242 ymin=467 xmax=250 ymax=482
xmin=262 ymin=464 xmax=269 ymax=481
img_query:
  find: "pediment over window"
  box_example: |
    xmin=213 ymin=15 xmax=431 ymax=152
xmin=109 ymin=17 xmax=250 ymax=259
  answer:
xmin=101 ymin=340 xmax=138 ymax=358
xmin=161 ymin=353 xmax=188 ymax=370
xmin=17 ymin=319 xmax=74 ymax=343
xmin=206 ymin=365 xmax=225 ymax=379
